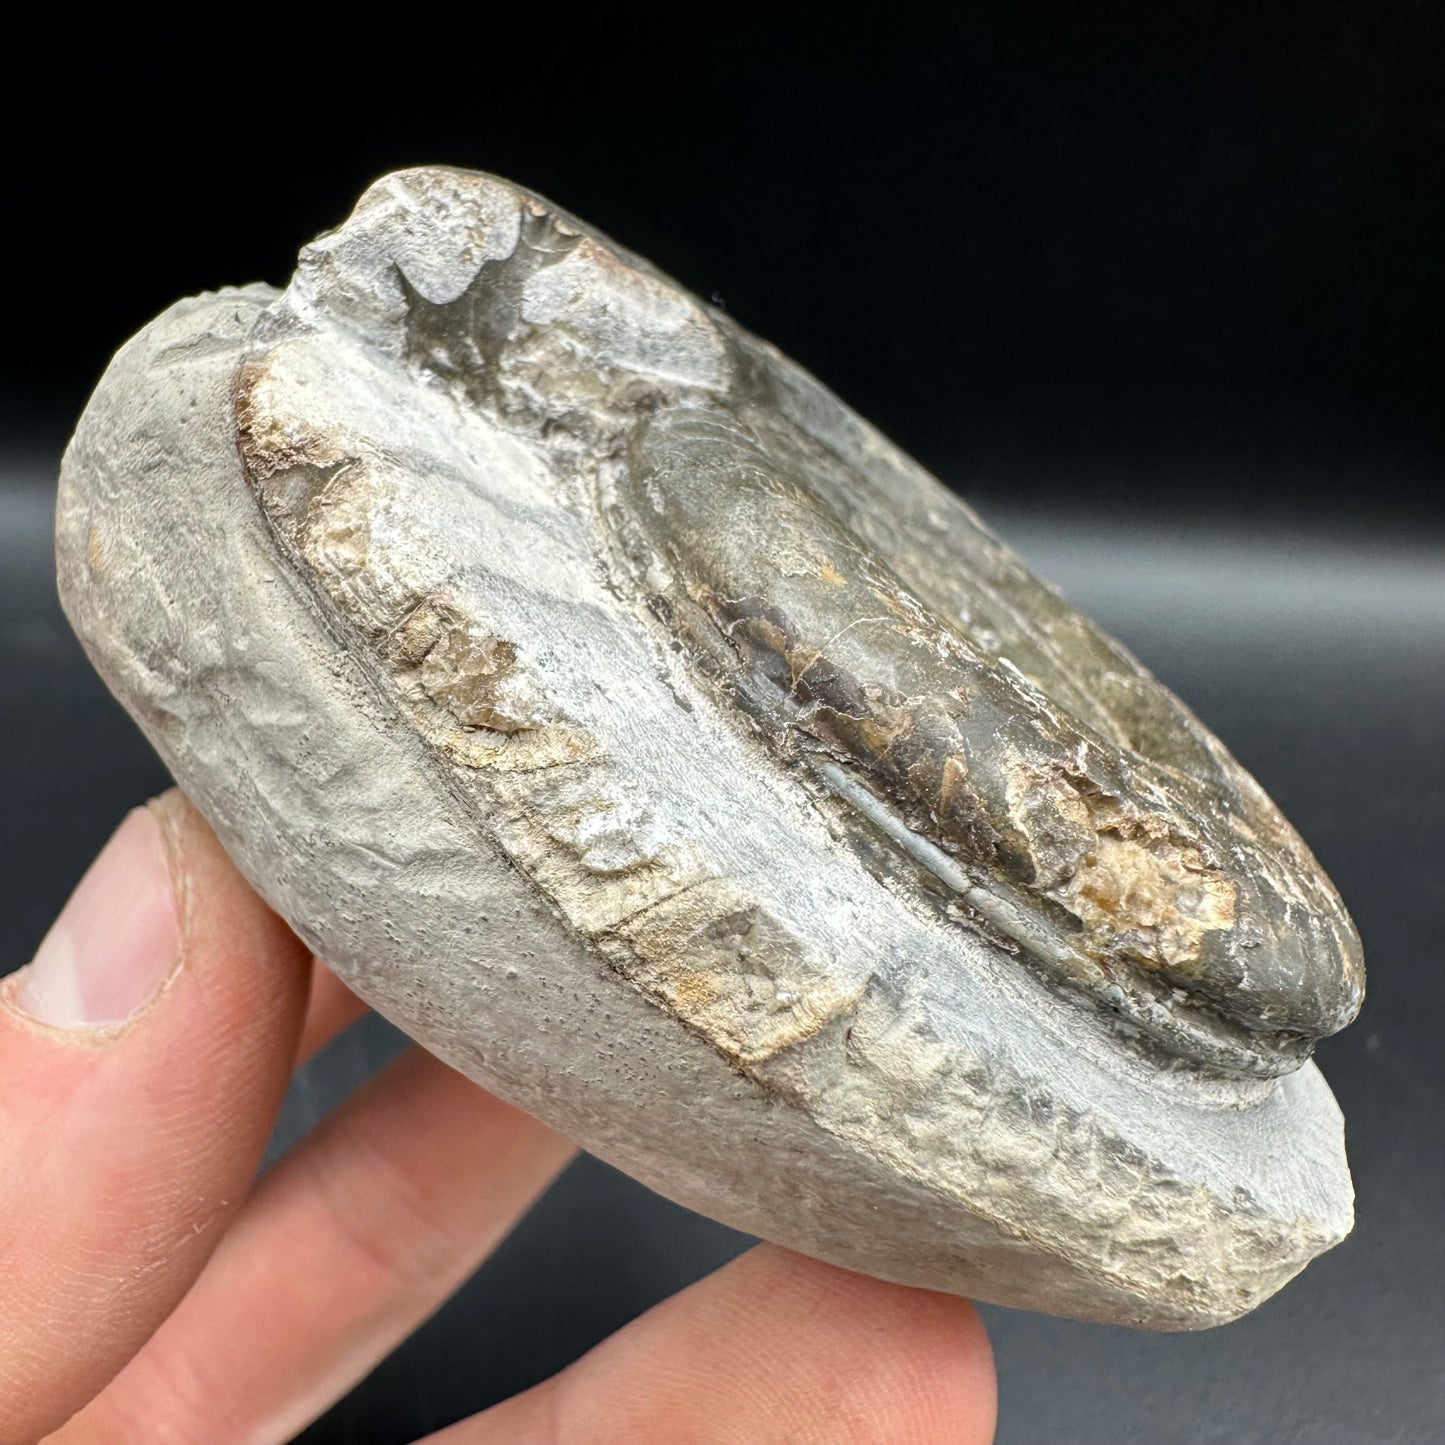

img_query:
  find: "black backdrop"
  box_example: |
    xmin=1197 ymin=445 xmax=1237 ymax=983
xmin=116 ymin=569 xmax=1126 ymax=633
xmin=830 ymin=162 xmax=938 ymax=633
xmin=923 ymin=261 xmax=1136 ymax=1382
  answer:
xmin=4 ymin=7 xmax=1443 ymax=1442
xmin=9 ymin=6 xmax=1442 ymax=525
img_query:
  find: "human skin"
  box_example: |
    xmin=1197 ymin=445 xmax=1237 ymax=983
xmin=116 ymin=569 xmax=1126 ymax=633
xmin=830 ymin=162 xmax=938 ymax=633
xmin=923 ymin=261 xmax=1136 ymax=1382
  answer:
xmin=0 ymin=791 xmax=996 ymax=1444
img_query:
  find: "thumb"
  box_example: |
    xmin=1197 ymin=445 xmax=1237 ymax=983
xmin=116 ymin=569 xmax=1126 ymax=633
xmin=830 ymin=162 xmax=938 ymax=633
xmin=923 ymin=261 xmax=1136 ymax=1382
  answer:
xmin=0 ymin=790 xmax=310 ymax=1444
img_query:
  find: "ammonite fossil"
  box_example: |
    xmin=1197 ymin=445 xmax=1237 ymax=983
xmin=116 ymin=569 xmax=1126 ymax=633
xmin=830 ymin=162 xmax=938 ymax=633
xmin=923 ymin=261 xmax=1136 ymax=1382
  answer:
xmin=56 ymin=168 xmax=1362 ymax=1329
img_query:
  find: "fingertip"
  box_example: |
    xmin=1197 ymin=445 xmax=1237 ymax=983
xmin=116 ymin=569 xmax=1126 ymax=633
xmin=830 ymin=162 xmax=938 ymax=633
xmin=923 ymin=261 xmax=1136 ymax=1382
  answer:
xmin=469 ymin=1244 xmax=998 ymax=1445
xmin=732 ymin=1247 xmax=999 ymax=1445
xmin=864 ymin=1270 xmax=997 ymax=1445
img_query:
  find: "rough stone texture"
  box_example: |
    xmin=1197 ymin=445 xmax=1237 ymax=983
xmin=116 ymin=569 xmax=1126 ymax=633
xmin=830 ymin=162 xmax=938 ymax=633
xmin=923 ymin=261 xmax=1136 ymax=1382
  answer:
xmin=55 ymin=168 xmax=1362 ymax=1329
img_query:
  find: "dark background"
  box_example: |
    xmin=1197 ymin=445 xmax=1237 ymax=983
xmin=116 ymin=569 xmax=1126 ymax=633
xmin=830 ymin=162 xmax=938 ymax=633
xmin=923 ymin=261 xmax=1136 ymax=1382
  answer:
xmin=4 ymin=7 xmax=1442 ymax=1442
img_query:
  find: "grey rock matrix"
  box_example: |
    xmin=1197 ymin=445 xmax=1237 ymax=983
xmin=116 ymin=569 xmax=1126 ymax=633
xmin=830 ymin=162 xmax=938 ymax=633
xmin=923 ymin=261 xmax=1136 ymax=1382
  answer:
xmin=56 ymin=168 xmax=1362 ymax=1329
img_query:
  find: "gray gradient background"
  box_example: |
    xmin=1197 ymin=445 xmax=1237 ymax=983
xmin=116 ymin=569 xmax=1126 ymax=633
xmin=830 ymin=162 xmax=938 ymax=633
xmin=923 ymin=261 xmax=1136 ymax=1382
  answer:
xmin=5 ymin=6 xmax=1444 ymax=1439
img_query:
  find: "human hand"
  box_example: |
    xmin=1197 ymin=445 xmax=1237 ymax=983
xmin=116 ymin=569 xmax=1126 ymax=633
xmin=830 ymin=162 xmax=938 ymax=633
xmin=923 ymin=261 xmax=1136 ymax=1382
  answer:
xmin=0 ymin=791 xmax=997 ymax=1444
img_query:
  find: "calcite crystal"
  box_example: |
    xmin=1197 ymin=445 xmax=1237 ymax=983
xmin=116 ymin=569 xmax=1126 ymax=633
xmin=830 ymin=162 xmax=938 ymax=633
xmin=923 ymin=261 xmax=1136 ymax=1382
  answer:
xmin=56 ymin=168 xmax=1363 ymax=1329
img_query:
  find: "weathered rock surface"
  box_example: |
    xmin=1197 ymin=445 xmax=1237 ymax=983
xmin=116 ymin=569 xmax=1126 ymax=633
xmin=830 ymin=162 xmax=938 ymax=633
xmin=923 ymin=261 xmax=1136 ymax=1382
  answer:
xmin=56 ymin=168 xmax=1362 ymax=1328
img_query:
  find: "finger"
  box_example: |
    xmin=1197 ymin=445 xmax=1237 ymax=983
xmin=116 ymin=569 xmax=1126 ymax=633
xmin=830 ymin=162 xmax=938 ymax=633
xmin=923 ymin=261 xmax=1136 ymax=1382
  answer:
xmin=54 ymin=1047 xmax=575 ymax=1445
xmin=295 ymin=958 xmax=369 ymax=1065
xmin=0 ymin=790 xmax=310 ymax=1445
xmin=432 ymin=1245 xmax=997 ymax=1445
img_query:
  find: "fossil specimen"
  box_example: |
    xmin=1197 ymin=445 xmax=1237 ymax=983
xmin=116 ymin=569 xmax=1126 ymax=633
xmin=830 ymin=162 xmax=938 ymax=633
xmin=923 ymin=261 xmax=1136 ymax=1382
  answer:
xmin=56 ymin=167 xmax=1362 ymax=1329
